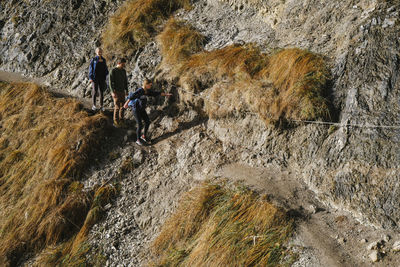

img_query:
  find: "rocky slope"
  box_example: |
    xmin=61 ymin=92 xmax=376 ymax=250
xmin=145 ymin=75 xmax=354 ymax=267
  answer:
xmin=1 ymin=0 xmax=400 ymax=265
xmin=170 ymin=0 xmax=400 ymax=229
xmin=0 ymin=0 xmax=123 ymax=98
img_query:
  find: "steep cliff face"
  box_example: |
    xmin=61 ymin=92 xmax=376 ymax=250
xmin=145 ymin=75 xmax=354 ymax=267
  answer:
xmin=0 ymin=0 xmax=123 ymax=95
xmin=164 ymin=0 xmax=400 ymax=228
xmin=1 ymin=0 xmax=400 ymax=264
xmin=214 ymin=0 xmax=400 ymax=228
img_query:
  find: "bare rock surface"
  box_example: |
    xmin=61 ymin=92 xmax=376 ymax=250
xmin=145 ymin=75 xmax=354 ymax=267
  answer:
xmin=0 ymin=0 xmax=123 ymax=96
xmin=1 ymin=0 xmax=400 ymax=266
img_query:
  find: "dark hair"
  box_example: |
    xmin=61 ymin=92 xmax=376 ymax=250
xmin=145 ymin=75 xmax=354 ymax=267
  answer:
xmin=117 ymin=58 xmax=127 ymax=64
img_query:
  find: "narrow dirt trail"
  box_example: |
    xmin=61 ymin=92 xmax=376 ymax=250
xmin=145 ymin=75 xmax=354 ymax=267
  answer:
xmin=0 ymin=71 xmax=42 ymax=84
xmin=0 ymin=70 xmax=106 ymax=112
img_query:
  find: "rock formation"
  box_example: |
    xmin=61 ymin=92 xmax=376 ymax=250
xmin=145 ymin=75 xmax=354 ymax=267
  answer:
xmin=1 ymin=0 xmax=400 ymax=265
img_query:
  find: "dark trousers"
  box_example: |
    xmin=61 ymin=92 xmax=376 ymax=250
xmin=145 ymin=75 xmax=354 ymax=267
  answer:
xmin=133 ymin=108 xmax=150 ymax=140
xmin=92 ymin=79 xmax=106 ymax=107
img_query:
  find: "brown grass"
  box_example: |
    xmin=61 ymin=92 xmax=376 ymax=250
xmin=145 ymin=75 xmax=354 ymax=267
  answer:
xmin=158 ymin=18 xmax=206 ymax=74
xmin=157 ymin=20 xmax=331 ymax=124
xmin=150 ymin=183 xmax=295 ymax=266
xmin=102 ymin=0 xmax=191 ymax=59
xmin=33 ymin=184 xmax=118 ymax=266
xmin=265 ymin=48 xmax=330 ymax=120
xmin=33 ymin=237 xmax=95 ymax=267
xmin=0 ymin=82 xmax=112 ymax=266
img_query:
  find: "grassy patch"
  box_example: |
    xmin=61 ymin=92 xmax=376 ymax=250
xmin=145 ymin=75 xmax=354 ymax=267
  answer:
xmin=158 ymin=18 xmax=206 ymax=74
xmin=0 ymin=82 xmax=113 ymax=265
xmin=157 ymin=20 xmax=331 ymax=124
xmin=150 ymin=183 xmax=295 ymax=266
xmin=102 ymin=0 xmax=191 ymax=59
xmin=265 ymin=48 xmax=330 ymax=120
xmin=34 ymin=184 xmax=118 ymax=266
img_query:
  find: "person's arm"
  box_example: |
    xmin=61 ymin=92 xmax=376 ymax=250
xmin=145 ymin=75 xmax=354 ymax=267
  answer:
xmin=88 ymin=58 xmax=95 ymax=82
xmin=109 ymin=69 xmax=115 ymax=96
xmin=105 ymin=59 xmax=109 ymax=77
xmin=124 ymin=70 xmax=128 ymax=95
xmin=161 ymin=92 xmax=172 ymax=97
xmin=147 ymin=90 xmax=172 ymax=97
xmin=123 ymin=99 xmax=130 ymax=109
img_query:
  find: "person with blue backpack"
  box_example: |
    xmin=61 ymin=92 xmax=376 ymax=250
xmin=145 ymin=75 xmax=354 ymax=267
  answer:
xmin=88 ymin=47 xmax=109 ymax=111
xmin=124 ymin=78 xmax=172 ymax=145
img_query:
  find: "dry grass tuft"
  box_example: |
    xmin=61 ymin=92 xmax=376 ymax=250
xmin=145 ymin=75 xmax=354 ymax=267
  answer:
xmin=180 ymin=44 xmax=268 ymax=82
xmin=102 ymin=0 xmax=191 ymax=59
xmin=0 ymin=82 xmax=111 ymax=265
xmin=264 ymin=48 xmax=330 ymax=120
xmin=150 ymin=183 xmax=295 ymax=266
xmin=158 ymin=18 xmax=206 ymax=74
xmin=34 ymin=185 xmax=117 ymax=266
xmin=157 ymin=21 xmax=331 ymax=123
xmin=70 ymin=184 xmax=118 ymax=253
xmin=33 ymin=238 xmax=92 ymax=267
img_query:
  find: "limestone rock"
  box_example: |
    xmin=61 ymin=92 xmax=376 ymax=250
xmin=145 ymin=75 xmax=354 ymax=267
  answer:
xmin=392 ymin=241 xmax=400 ymax=252
xmin=2 ymin=0 xmax=400 ymax=266
xmin=369 ymin=250 xmax=379 ymax=262
xmin=383 ymin=234 xmax=391 ymax=242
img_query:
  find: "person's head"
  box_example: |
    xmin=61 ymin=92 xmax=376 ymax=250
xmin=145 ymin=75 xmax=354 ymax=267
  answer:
xmin=95 ymin=47 xmax=103 ymax=57
xmin=117 ymin=58 xmax=126 ymax=68
xmin=143 ymin=78 xmax=152 ymax=90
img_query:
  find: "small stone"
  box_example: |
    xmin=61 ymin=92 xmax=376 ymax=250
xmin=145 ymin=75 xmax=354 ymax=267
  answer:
xmin=383 ymin=234 xmax=391 ymax=242
xmin=338 ymin=237 xmax=346 ymax=244
xmin=138 ymin=197 xmax=145 ymax=205
xmin=123 ymin=227 xmax=131 ymax=234
xmin=367 ymin=241 xmax=378 ymax=250
xmin=360 ymin=238 xmax=368 ymax=244
xmin=369 ymin=250 xmax=379 ymax=262
xmin=134 ymin=209 xmax=142 ymax=217
xmin=392 ymin=241 xmax=400 ymax=252
xmin=307 ymin=204 xmax=317 ymax=214
xmin=133 ymin=150 xmax=144 ymax=165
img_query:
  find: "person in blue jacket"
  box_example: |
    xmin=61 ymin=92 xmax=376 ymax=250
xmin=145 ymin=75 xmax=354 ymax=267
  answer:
xmin=89 ymin=47 xmax=109 ymax=111
xmin=124 ymin=78 xmax=172 ymax=145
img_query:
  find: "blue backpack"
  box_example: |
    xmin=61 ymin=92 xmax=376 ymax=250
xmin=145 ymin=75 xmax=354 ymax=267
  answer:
xmin=127 ymin=93 xmax=147 ymax=111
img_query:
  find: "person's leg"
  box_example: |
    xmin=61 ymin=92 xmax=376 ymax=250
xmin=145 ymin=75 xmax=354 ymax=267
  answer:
xmin=98 ymin=80 xmax=106 ymax=108
xmin=133 ymin=109 xmax=143 ymax=140
xmin=118 ymin=102 xmax=124 ymax=121
xmin=113 ymin=96 xmax=119 ymax=123
xmin=92 ymin=81 xmax=98 ymax=108
xmin=142 ymin=110 xmax=150 ymax=139
xmin=118 ymin=92 xmax=125 ymax=121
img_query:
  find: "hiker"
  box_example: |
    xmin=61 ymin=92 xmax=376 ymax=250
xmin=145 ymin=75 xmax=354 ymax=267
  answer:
xmin=89 ymin=47 xmax=109 ymax=111
xmin=124 ymin=78 xmax=172 ymax=145
xmin=109 ymin=58 xmax=129 ymax=126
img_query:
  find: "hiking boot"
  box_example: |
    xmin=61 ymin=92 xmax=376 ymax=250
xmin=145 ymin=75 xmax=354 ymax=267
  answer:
xmin=92 ymin=105 xmax=97 ymax=111
xmin=135 ymin=139 xmax=144 ymax=146
xmin=113 ymin=120 xmax=119 ymax=127
xmin=141 ymin=135 xmax=149 ymax=143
